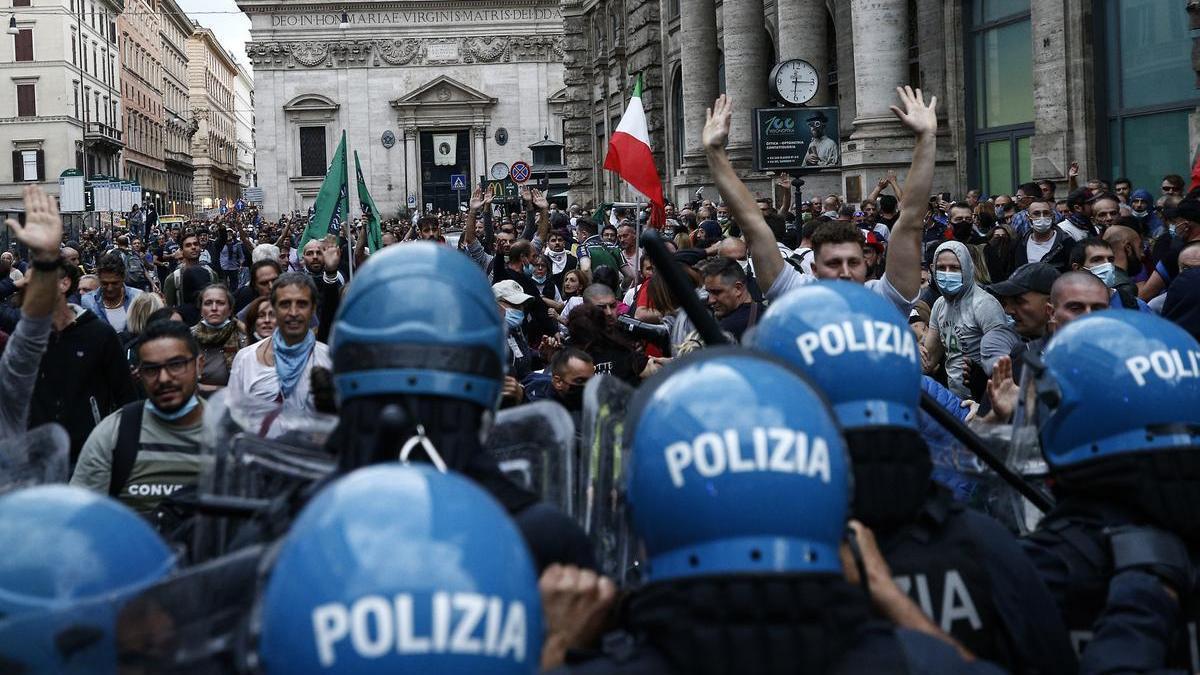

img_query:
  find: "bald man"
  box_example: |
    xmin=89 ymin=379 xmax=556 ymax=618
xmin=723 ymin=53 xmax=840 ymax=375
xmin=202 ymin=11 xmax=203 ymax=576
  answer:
xmin=716 ymin=237 xmax=764 ymax=303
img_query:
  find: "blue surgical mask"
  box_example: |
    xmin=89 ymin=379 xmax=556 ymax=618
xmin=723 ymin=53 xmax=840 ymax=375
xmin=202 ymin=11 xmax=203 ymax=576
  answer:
xmin=145 ymin=394 xmax=200 ymax=422
xmin=935 ymin=270 xmax=964 ymax=295
xmin=532 ymin=274 xmax=548 ymax=285
xmin=523 ymin=263 xmax=534 ymax=276
xmin=1087 ymin=262 xmax=1116 ymax=288
xmin=505 ymin=308 xmax=525 ymax=329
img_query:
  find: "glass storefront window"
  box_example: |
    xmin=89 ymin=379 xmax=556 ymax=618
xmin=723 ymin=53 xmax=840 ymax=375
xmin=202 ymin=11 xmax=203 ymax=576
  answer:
xmin=974 ymin=20 xmax=1034 ymax=128
xmin=1105 ymin=0 xmax=1199 ymax=191
xmin=968 ymin=0 xmax=1034 ymax=194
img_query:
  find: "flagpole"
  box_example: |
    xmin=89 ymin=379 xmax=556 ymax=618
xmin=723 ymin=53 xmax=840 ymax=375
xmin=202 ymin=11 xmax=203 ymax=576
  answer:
xmin=347 ymin=130 xmax=356 ymax=282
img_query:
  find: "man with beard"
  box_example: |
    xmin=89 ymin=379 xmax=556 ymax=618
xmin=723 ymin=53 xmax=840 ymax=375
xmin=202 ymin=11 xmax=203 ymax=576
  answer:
xmin=299 ymin=237 xmax=344 ymax=341
xmin=523 ymin=347 xmax=594 ymax=413
xmin=228 ymin=272 xmax=332 ymax=416
xmin=71 ymin=320 xmax=208 ymax=521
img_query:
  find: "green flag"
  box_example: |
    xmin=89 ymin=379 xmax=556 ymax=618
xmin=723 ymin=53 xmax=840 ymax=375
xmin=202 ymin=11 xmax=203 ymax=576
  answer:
xmin=299 ymin=130 xmax=349 ymax=253
xmin=353 ymin=150 xmax=384 ymax=253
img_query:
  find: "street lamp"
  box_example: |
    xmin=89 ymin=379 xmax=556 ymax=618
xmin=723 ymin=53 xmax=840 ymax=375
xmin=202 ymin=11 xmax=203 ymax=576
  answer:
xmin=7 ymin=16 xmax=19 ymax=36
xmin=338 ymin=10 xmax=349 ymax=29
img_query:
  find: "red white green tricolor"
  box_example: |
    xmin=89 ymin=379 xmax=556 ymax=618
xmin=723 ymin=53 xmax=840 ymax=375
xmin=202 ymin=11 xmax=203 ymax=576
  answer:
xmin=604 ymin=73 xmax=665 ymax=225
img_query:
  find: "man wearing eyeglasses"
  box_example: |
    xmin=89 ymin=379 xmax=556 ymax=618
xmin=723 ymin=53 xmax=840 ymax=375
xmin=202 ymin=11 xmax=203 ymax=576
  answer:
xmin=72 ymin=320 xmax=208 ymax=521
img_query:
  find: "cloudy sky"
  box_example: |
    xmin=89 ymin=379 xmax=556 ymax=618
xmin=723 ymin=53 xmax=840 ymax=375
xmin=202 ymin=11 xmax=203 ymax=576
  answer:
xmin=176 ymin=0 xmax=252 ymax=71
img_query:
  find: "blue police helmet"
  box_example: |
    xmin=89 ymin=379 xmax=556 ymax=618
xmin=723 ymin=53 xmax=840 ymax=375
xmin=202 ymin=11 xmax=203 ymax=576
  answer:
xmin=624 ymin=348 xmax=851 ymax=583
xmin=1037 ymin=311 xmax=1200 ymax=468
xmin=329 ymin=242 xmax=506 ymax=408
xmin=0 ymin=485 xmax=175 ymax=673
xmin=0 ymin=484 xmax=175 ymax=616
xmin=258 ymin=464 xmax=542 ymax=674
xmin=748 ymin=280 xmax=921 ymax=430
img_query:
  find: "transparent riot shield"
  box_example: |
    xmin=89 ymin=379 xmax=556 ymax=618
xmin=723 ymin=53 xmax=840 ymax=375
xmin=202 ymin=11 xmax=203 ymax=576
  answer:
xmin=923 ymin=380 xmax=1051 ymax=536
xmin=190 ymin=391 xmax=338 ymax=562
xmin=114 ymin=545 xmax=265 ymax=673
xmin=579 ymin=374 xmax=638 ymax=583
xmin=484 ymin=400 xmax=577 ymax=516
xmin=0 ymin=423 xmax=70 ymax=494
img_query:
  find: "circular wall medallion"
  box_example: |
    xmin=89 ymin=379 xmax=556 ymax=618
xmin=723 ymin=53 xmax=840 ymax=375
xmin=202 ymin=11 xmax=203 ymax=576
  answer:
xmin=381 ymin=130 xmax=396 ymax=148
xmin=495 ymin=128 xmax=509 ymax=146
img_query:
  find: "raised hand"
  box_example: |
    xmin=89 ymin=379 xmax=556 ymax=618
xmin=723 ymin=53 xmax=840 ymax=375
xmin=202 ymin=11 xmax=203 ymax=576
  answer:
xmin=532 ymin=188 xmax=549 ymax=210
xmin=6 ymin=186 xmax=63 ymax=262
xmin=889 ymin=86 xmax=938 ymax=138
xmin=776 ymin=172 xmax=793 ymax=189
xmin=520 ymin=186 xmax=533 ymax=203
xmin=469 ymin=186 xmax=485 ymax=211
xmin=877 ymin=175 xmax=890 ymax=189
xmin=1068 ymin=161 xmax=1079 ymax=178
xmin=987 ymin=355 xmax=1018 ymax=422
xmin=702 ymin=95 xmax=733 ymax=150
xmin=887 ymin=168 xmax=898 ymax=185
xmin=321 ymin=235 xmax=341 ymax=273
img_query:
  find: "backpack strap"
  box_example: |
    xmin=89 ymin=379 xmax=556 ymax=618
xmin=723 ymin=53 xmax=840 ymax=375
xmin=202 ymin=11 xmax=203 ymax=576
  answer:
xmin=109 ymin=401 xmax=146 ymax=497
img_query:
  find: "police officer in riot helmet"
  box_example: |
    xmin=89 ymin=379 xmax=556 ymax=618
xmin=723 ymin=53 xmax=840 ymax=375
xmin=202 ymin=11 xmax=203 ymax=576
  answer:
xmin=325 ymin=241 xmax=594 ymax=571
xmin=1021 ymin=311 xmax=1200 ymax=671
xmin=552 ymin=349 xmax=1003 ymax=673
xmin=257 ymin=464 xmax=544 ymax=674
xmin=748 ymin=281 xmax=1076 ymax=673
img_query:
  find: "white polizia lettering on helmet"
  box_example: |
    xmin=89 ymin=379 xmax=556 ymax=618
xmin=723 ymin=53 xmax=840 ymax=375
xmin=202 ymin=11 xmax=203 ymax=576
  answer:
xmin=311 ymin=592 xmax=526 ymax=668
xmin=663 ymin=427 xmax=831 ymax=489
xmin=794 ymin=320 xmax=917 ymax=366
xmin=1124 ymin=349 xmax=1200 ymax=387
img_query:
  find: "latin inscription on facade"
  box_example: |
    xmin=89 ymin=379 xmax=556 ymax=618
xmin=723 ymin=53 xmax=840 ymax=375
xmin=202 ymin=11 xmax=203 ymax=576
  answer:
xmin=271 ymin=8 xmax=562 ymax=28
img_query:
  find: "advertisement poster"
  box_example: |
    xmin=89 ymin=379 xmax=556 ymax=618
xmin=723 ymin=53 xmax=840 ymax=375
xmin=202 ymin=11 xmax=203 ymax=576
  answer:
xmin=753 ymin=106 xmax=840 ymax=172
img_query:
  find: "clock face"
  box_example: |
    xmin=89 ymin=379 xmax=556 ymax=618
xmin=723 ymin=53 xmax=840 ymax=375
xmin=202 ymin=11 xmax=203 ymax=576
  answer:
xmin=490 ymin=162 xmax=510 ymax=180
xmin=772 ymin=60 xmax=819 ymax=106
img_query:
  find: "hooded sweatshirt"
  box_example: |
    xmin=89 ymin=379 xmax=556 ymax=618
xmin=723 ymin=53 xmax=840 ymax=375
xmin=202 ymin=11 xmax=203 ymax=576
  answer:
xmin=929 ymin=241 xmax=1020 ymax=399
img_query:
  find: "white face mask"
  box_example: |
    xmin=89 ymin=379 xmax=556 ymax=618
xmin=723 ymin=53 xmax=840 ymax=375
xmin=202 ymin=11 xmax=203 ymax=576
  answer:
xmin=1087 ymin=262 xmax=1116 ymax=288
xmin=1030 ymin=217 xmax=1054 ymax=234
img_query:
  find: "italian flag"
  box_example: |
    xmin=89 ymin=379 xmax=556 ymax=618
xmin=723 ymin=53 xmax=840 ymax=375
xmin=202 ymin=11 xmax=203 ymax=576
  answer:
xmin=604 ymin=74 xmax=665 ymax=225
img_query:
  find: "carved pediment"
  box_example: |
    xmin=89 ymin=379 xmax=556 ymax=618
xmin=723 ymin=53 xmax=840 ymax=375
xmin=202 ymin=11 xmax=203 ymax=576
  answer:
xmin=390 ymin=75 xmax=498 ymax=109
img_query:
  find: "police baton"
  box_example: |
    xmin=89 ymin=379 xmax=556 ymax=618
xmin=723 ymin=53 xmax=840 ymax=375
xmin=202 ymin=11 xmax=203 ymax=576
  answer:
xmin=918 ymin=391 xmax=1054 ymax=513
xmin=639 ymin=229 xmax=730 ymax=347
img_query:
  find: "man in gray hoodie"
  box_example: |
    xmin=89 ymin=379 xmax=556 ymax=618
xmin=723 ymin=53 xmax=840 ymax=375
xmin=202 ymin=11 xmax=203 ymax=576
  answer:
xmin=922 ymin=239 xmax=1020 ymax=399
xmin=0 ymin=186 xmax=64 ymax=440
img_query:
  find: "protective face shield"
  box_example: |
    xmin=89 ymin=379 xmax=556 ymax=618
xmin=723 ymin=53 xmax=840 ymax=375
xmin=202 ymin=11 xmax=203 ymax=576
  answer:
xmin=257 ymin=464 xmax=542 ymax=674
xmin=0 ymin=486 xmax=176 ymax=673
xmin=623 ymin=349 xmax=851 ymax=584
xmin=329 ymin=242 xmax=506 ymax=409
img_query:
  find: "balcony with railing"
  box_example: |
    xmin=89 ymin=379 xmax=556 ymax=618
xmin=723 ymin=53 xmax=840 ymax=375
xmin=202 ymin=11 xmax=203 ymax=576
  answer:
xmin=85 ymin=122 xmax=124 ymax=150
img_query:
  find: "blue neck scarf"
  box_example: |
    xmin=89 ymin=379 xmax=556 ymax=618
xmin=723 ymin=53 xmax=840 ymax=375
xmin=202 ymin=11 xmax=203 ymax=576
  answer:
xmin=273 ymin=328 xmax=316 ymax=399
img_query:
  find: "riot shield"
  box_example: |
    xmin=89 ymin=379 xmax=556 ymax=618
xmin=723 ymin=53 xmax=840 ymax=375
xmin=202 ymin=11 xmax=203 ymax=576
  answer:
xmin=578 ymin=374 xmax=638 ymax=582
xmin=923 ymin=406 xmax=1049 ymax=536
xmin=0 ymin=423 xmax=70 ymax=494
xmin=484 ymin=400 xmax=577 ymax=516
xmin=114 ymin=545 xmax=265 ymax=673
xmin=191 ymin=391 xmax=338 ymax=563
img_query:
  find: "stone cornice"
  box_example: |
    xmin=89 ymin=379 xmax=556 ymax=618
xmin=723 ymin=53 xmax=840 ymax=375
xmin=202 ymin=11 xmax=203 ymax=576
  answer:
xmin=247 ymin=36 xmax=565 ymax=69
xmin=237 ymin=0 xmax=555 ymax=13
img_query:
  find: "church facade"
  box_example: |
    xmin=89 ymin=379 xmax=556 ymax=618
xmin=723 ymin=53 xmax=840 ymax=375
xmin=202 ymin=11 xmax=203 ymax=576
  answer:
xmin=237 ymin=0 xmax=567 ymax=218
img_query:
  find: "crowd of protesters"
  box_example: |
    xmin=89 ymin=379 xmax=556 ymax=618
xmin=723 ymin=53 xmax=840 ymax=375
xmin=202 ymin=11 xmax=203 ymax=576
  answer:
xmin=3 ymin=82 xmax=1200 ymax=672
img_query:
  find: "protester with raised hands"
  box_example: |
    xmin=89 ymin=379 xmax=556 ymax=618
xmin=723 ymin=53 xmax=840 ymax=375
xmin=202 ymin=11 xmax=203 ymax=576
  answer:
xmin=702 ymin=86 xmax=937 ymax=313
xmin=0 ymin=186 xmax=63 ymax=440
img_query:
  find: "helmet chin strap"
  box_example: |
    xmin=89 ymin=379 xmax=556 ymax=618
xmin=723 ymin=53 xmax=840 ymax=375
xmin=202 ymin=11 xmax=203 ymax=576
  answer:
xmin=399 ymin=424 xmax=448 ymax=473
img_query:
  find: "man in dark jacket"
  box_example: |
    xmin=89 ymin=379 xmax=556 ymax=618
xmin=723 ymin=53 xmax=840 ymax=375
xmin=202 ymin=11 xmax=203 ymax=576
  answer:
xmin=28 ymin=260 xmax=137 ymax=463
xmin=1011 ymin=199 xmax=1075 ymax=272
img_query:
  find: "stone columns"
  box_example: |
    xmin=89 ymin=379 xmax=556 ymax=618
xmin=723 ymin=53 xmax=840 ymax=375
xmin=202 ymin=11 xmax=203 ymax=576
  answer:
xmin=849 ymin=0 xmax=907 ymax=139
xmin=722 ymin=0 xmax=770 ymax=159
xmin=403 ymin=124 xmax=419 ymax=209
xmin=776 ymin=0 xmax=830 ymax=105
xmin=471 ymin=126 xmax=487 ymax=187
xmin=678 ymin=0 xmax=719 ymax=165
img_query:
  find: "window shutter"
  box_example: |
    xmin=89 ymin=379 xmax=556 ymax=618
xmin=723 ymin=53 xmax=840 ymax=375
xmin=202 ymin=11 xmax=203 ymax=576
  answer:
xmin=12 ymin=152 xmax=21 ymax=183
xmin=12 ymin=0 xmax=31 ymax=6
xmin=14 ymin=30 xmax=32 ymax=62
xmin=16 ymin=84 xmax=35 ymax=117
xmin=36 ymin=150 xmax=45 ymax=182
